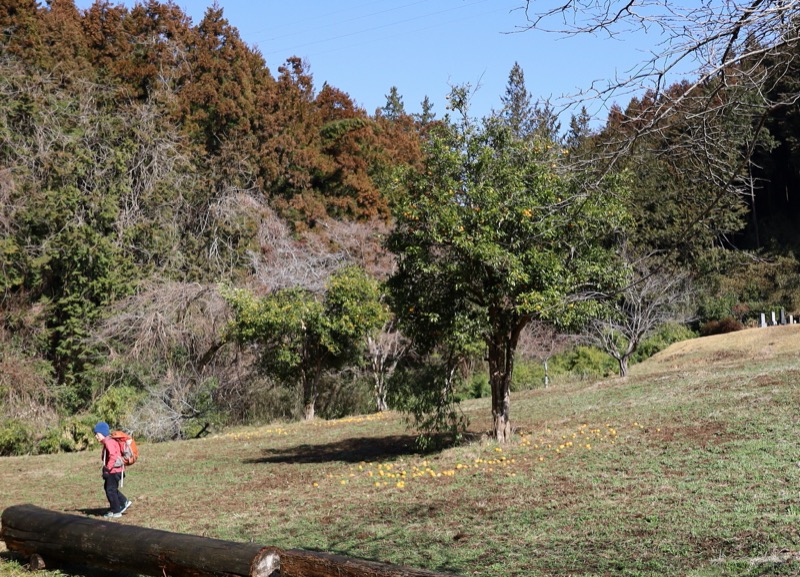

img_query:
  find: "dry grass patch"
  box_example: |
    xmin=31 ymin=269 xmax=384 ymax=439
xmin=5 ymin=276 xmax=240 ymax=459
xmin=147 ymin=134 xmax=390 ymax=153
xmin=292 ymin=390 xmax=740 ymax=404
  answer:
xmin=643 ymin=324 xmax=800 ymax=373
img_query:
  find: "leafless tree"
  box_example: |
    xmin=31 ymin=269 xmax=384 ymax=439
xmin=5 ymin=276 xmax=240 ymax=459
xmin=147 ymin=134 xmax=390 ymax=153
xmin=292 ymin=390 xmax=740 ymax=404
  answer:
xmin=516 ymin=321 xmax=577 ymax=387
xmin=244 ymin=200 xmax=347 ymax=293
xmin=0 ymin=333 xmax=57 ymax=428
xmin=92 ymin=281 xmax=246 ymax=440
xmin=366 ymin=319 xmax=410 ymax=411
xmin=519 ymin=0 xmax=799 ymax=235
xmin=519 ymin=0 xmax=799 ymax=114
xmin=591 ymin=258 xmax=694 ymax=376
xmin=321 ymin=218 xmax=397 ymax=280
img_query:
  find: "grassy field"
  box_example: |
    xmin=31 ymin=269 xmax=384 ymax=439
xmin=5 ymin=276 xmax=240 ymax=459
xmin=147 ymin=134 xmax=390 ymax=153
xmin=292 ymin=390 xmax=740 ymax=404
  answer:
xmin=1 ymin=324 xmax=799 ymax=577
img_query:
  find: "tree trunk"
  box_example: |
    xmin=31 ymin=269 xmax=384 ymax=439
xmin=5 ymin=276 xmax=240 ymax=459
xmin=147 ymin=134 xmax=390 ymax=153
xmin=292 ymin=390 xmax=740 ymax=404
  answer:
xmin=618 ymin=340 xmax=637 ymax=377
xmin=618 ymin=356 xmax=629 ymax=377
xmin=303 ymin=399 xmax=315 ymax=420
xmin=486 ymin=313 xmax=525 ymax=443
xmin=0 ymin=504 xmax=279 ymax=577
xmin=302 ymin=371 xmax=317 ymax=420
xmin=375 ymin=379 xmax=388 ymax=412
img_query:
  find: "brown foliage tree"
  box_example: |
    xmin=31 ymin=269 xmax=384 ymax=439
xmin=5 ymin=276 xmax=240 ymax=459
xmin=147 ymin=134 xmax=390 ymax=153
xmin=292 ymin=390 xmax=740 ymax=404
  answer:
xmin=179 ymin=5 xmax=262 ymax=155
xmin=93 ymin=281 xmax=238 ymax=440
xmin=262 ymin=56 xmax=325 ymax=221
xmin=316 ymin=83 xmax=389 ymax=220
xmin=81 ymin=0 xmax=128 ymax=80
xmin=110 ymin=1 xmax=195 ymax=102
xmin=39 ymin=0 xmax=90 ymax=75
xmin=0 ymin=0 xmax=43 ymax=62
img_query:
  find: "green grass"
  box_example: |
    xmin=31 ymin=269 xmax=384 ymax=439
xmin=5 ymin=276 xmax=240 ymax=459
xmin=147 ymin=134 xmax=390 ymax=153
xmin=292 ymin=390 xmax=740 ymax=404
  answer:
xmin=2 ymin=325 xmax=800 ymax=576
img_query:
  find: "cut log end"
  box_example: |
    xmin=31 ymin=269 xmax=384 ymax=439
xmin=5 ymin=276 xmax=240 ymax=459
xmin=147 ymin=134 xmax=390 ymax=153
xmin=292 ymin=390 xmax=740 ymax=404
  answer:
xmin=28 ymin=554 xmax=46 ymax=572
xmin=252 ymin=548 xmax=281 ymax=577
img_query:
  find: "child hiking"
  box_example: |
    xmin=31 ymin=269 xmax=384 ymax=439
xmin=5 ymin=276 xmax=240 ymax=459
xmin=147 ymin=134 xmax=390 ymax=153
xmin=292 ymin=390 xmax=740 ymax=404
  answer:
xmin=93 ymin=421 xmax=132 ymax=518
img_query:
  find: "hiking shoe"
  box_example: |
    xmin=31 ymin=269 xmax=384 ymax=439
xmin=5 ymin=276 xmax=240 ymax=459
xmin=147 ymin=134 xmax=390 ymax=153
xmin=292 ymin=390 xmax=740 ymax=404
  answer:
xmin=121 ymin=500 xmax=132 ymax=514
xmin=103 ymin=511 xmax=122 ymax=518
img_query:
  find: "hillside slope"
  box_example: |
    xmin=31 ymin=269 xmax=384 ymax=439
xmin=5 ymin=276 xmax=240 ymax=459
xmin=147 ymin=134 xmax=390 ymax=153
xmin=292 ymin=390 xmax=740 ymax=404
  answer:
xmin=641 ymin=323 xmax=800 ymax=371
xmin=1 ymin=326 xmax=799 ymax=577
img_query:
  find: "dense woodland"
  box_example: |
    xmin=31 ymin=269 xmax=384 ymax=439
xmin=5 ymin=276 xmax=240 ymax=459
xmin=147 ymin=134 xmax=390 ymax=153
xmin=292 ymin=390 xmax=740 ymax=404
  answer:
xmin=1 ymin=0 xmax=799 ymax=453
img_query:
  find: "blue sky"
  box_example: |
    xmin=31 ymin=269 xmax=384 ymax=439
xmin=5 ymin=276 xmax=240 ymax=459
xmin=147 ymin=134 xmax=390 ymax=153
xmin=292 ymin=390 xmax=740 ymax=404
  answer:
xmin=73 ymin=0 xmax=679 ymax=125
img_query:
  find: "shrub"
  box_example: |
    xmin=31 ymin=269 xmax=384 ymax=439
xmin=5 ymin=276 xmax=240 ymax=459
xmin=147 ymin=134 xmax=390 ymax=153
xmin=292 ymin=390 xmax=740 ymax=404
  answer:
xmin=696 ymin=293 xmax=739 ymax=326
xmin=633 ymin=323 xmax=698 ymax=363
xmin=36 ymin=427 xmax=77 ymax=455
xmin=459 ymin=372 xmax=489 ymax=400
xmin=700 ymin=317 xmax=744 ymax=336
xmin=453 ymin=358 xmax=555 ymax=400
xmin=695 ymin=252 xmax=800 ymax=326
xmin=317 ymin=372 xmax=373 ymax=419
xmin=36 ymin=414 xmax=101 ymax=454
xmin=551 ymin=345 xmax=617 ymax=379
xmin=0 ymin=419 xmax=33 ymax=456
xmin=388 ymin=361 xmax=468 ymax=448
xmin=238 ymin=379 xmax=302 ymax=424
xmin=511 ymin=360 xmax=546 ymax=392
xmin=91 ymin=385 xmax=144 ymax=428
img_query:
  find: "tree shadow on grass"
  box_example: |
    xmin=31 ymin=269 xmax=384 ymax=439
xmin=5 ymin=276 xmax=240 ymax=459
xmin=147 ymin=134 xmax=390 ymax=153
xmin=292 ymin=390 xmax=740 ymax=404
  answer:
xmin=306 ymin=525 xmax=470 ymax=575
xmin=243 ymin=434 xmax=454 ymax=464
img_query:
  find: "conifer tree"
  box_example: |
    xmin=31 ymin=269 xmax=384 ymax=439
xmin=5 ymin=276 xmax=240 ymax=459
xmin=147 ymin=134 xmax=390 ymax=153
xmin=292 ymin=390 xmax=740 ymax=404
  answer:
xmin=500 ymin=62 xmax=534 ymax=139
xmin=381 ymin=86 xmax=406 ymax=121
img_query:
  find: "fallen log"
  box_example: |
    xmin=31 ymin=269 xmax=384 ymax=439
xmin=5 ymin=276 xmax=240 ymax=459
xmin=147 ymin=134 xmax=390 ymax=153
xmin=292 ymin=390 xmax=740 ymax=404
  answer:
xmin=1 ymin=504 xmax=280 ymax=577
xmin=1 ymin=504 xmax=458 ymax=577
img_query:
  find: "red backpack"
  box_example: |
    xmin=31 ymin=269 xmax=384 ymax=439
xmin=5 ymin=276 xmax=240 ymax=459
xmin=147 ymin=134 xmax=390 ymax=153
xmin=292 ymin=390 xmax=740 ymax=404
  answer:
xmin=110 ymin=431 xmax=139 ymax=466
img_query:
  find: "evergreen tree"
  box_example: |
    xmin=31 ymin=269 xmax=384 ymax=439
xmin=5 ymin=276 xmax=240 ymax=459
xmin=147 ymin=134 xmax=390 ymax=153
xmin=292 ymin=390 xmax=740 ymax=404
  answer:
xmin=499 ymin=62 xmax=534 ymax=139
xmin=181 ymin=4 xmax=260 ymax=155
xmin=316 ymin=83 xmax=388 ymax=220
xmin=414 ymin=95 xmax=436 ymax=126
xmin=381 ymin=86 xmax=406 ymax=121
xmin=565 ymin=106 xmax=592 ymax=151
xmin=532 ymin=97 xmax=561 ymax=143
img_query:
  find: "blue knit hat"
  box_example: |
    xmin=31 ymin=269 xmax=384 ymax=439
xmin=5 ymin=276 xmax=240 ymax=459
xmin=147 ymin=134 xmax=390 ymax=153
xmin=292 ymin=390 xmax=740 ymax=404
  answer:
xmin=93 ymin=421 xmax=110 ymax=437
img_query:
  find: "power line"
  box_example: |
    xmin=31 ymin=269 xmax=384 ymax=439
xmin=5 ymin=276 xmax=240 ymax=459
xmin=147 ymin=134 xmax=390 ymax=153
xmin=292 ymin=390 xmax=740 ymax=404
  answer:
xmin=251 ymin=0 xmax=432 ymax=41
xmin=260 ymin=0 xmax=497 ymax=57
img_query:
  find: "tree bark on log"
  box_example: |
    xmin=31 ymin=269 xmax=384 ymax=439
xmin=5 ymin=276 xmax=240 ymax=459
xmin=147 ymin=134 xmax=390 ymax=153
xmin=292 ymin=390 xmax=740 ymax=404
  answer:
xmin=1 ymin=505 xmax=459 ymax=577
xmin=0 ymin=504 xmax=280 ymax=577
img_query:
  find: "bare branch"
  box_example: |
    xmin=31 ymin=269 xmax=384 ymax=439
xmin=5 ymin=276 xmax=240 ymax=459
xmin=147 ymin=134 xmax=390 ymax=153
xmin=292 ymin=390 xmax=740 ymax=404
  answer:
xmin=520 ymin=0 xmax=800 ymax=163
xmin=366 ymin=319 xmax=410 ymax=411
xmin=591 ymin=257 xmax=694 ymax=376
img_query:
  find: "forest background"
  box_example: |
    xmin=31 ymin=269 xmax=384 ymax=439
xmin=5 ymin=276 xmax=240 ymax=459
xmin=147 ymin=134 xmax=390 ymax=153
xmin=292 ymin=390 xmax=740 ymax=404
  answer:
xmin=1 ymin=0 xmax=799 ymax=455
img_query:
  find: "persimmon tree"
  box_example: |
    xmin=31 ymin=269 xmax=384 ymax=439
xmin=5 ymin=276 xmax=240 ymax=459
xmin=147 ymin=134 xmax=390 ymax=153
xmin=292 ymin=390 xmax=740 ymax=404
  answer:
xmin=387 ymin=87 xmax=629 ymax=442
xmin=224 ymin=266 xmax=386 ymax=420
